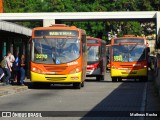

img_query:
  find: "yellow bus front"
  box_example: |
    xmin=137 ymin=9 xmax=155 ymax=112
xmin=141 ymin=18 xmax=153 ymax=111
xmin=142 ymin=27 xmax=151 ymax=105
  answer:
xmin=30 ymin=26 xmax=87 ymax=88
xmin=30 ymin=61 xmax=83 ymax=83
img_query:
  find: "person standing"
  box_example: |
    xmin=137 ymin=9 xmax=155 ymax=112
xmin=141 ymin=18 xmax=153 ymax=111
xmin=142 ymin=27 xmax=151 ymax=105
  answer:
xmin=19 ymin=54 xmax=26 ymax=86
xmin=9 ymin=53 xmax=15 ymax=84
xmin=13 ymin=53 xmax=20 ymax=85
xmin=2 ymin=52 xmax=12 ymax=85
xmin=9 ymin=53 xmax=15 ymax=68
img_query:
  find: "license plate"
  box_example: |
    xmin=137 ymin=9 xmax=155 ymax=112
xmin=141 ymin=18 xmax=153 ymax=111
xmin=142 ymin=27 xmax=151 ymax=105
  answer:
xmin=126 ymin=70 xmax=131 ymax=73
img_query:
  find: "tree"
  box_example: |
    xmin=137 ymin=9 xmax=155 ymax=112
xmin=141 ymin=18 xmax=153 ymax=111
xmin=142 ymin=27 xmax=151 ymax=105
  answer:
xmin=3 ymin=0 xmax=157 ymax=39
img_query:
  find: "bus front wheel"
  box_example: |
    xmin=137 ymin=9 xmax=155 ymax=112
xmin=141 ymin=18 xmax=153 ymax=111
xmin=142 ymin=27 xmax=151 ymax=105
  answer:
xmin=112 ymin=77 xmax=117 ymax=82
xmin=118 ymin=77 xmax=122 ymax=82
xmin=96 ymin=75 xmax=104 ymax=81
xmin=141 ymin=77 xmax=148 ymax=82
xmin=73 ymin=83 xmax=81 ymax=89
xmin=81 ymin=81 xmax=84 ymax=87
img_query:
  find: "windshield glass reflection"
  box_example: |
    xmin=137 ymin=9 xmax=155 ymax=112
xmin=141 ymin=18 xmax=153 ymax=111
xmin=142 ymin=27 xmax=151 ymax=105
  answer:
xmin=32 ymin=38 xmax=80 ymax=64
xmin=112 ymin=44 xmax=146 ymax=62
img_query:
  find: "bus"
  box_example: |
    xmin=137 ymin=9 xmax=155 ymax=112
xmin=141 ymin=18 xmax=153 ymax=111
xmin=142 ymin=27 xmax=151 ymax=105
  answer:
xmin=110 ymin=35 xmax=149 ymax=82
xmin=106 ymin=44 xmax=111 ymax=70
xmin=30 ymin=24 xmax=87 ymax=89
xmin=86 ymin=36 xmax=106 ymax=81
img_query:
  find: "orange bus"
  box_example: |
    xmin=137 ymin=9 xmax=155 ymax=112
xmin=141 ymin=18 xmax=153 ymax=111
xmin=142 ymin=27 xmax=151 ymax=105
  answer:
xmin=86 ymin=36 xmax=106 ymax=81
xmin=110 ymin=35 xmax=149 ymax=82
xmin=30 ymin=24 xmax=87 ymax=89
xmin=106 ymin=44 xmax=111 ymax=69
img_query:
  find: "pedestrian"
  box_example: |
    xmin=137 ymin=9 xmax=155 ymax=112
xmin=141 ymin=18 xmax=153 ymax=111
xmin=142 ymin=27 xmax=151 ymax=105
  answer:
xmin=1 ymin=52 xmax=12 ymax=86
xmin=9 ymin=52 xmax=15 ymax=84
xmin=9 ymin=53 xmax=15 ymax=68
xmin=13 ymin=53 xmax=20 ymax=85
xmin=19 ymin=54 xmax=26 ymax=86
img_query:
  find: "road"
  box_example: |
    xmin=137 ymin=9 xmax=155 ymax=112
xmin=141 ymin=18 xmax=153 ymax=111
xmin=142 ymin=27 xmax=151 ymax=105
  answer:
xmin=0 ymin=72 xmax=159 ymax=120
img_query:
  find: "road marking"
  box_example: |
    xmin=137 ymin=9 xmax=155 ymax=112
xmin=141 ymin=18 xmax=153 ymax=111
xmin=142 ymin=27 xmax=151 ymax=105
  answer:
xmin=140 ymin=82 xmax=147 ymax=120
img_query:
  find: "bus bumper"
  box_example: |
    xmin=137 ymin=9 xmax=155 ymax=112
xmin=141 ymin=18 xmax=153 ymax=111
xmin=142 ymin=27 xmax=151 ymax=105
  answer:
xmin=30 ymin=71 xmax=82 ymax=83
xmin=111 ymin=68 xmax=147 ymax=78
xmin=86 ymin=68 xmax=100 ymax=76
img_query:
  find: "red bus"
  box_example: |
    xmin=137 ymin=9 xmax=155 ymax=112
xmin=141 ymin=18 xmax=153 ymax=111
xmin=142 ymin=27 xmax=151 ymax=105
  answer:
xmin=86 ymin=36 xmax=106 ymax=81
xmin=110 ymin=35 xmax=149 ymax=82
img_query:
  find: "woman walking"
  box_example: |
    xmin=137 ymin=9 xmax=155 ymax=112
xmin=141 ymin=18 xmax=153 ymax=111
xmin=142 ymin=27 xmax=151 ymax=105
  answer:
xmin=20 ymin=54 xmax=26 ymax=86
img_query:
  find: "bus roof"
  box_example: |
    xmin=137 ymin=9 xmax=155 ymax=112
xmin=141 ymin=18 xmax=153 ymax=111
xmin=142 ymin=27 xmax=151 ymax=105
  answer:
xmin=32 ymin=24 xmax=86 ymax=37
xmin=32 ymin=24 xmax=86 ymax=33
xmin=117 ymin=35 xmax=146 ymax=39
xmin=111 ymin=35 xmax=147 ymax=45
xmin=87 ymin=36 xmax=106 ymax=44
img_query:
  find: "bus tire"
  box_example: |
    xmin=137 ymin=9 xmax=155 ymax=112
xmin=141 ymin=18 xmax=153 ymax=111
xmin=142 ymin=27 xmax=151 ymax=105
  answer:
xmin=112 ymin=77 xmax=117 ymax=82
xmin=96 ymin=75 xmax=104 ymax=81
xmin=141 ymin=77 xmax=148 ymax=82
xmin=31 ymin=82 xmax=41 ymax=89
xmin=81 ymin=81 xmax=84 ymax=87
xmin=96 ymin=76 xmax=100 ymax=81
xmin=118 ymin=77 xmax=122 ymax=82
xmin=73 ymin=83 xmax=81 ymax=89
xmin=101 ymin=75 xmax=105 ymax=81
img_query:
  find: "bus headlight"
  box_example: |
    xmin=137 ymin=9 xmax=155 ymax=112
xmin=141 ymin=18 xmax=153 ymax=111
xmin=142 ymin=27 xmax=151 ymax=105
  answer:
xmin=32 ymin=67 xmax=42 ymax=74
xmin=111 ymin=66 xmax=117 ymax=69
xmin=69 ymin=67 xmax=80 ymax=74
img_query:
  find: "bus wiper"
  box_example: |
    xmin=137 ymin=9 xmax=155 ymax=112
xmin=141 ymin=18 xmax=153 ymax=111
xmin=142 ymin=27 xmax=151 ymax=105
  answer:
xmin=87 ymin=46 xmax=92 ymax=51
xmin=129 ymin=43 xmax=138 ymax=53
xmin=43 ymin=36 xmax=51 ymax=48
xmin=43 ymin=36 xmax=56 ymax=63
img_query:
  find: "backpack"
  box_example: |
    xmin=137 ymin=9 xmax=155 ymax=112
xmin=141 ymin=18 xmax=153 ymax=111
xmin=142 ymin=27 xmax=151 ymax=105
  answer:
xmin=1 ymin=57 xmax=7 ymax=68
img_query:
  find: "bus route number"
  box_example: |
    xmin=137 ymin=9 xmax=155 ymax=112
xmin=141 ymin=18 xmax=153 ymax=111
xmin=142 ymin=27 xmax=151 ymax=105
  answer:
xmin=114 ymin=55 xmax=122 ymax=61
xmin=36 ymin=54 xmax=48 ymax=59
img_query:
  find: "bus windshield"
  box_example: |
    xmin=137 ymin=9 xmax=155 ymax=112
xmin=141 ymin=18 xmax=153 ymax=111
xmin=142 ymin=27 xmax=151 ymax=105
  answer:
xmin=87 ymin=46 xmax=100 ymax=62
xmin=32 ymin=38 xmax=80 ymax=64
xmin=112 ymin=44 xmax=146 ymax=62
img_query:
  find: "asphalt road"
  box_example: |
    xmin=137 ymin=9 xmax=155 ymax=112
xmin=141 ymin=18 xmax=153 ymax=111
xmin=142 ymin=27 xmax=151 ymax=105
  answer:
xmin=0 ymin=72 xmax=159 ymax=120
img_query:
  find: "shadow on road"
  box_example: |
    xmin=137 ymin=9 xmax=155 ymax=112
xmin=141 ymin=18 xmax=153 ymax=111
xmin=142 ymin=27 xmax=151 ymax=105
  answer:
xmin=80 ymin=82 xmax=148 ymax=120
xmin=27 ymin=82 xmax=83 ymax=90
xmin=79 ymin=72 xmax=157 ymax=119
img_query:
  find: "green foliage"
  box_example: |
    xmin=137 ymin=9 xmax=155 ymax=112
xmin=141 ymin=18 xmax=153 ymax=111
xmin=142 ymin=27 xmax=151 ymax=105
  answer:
xmin=3 ymin=0 xmax=158 ymax=39
xmin=121 ymin=21 xmax=143 ymax=36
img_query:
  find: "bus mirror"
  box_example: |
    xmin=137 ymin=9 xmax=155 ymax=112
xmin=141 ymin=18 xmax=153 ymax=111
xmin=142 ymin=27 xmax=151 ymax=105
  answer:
xmin=82 ymin=43 xmax=86 ymax=52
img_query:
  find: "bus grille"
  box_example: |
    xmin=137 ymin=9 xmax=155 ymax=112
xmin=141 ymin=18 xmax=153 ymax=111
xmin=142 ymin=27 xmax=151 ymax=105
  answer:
xmin=121 ymin=71 xmax=137 ymax=74
xmin=120 ymin=65 xmax=133 ymax=68
xmin=44 ymin=66 xmax=67 ymax=72
xmin=45 ymin=77 xmax=67 ymax=81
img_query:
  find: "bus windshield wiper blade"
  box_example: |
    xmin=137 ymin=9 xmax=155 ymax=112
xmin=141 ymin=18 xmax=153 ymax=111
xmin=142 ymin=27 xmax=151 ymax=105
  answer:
xmin=129 ymin=43 xmax=138 ymax=53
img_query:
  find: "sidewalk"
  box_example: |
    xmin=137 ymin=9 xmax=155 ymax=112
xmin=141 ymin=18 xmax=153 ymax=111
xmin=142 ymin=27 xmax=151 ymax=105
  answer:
xmin=0 ymin=80 xmax=29 ymax=96
xmin=145 ymin=82 xmax=160 ymax=120
xmin=145 ymin=71 xmax=160 ymax=120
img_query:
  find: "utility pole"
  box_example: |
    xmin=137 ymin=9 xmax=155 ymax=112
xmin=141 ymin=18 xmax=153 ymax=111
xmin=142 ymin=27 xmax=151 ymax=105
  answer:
xmin=0 ymin=0 xmax=3 ymax=13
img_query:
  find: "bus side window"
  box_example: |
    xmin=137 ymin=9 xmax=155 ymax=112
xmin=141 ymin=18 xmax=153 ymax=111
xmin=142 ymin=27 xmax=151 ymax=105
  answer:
xmin=82 ymin=35 xmax=86 ymax=52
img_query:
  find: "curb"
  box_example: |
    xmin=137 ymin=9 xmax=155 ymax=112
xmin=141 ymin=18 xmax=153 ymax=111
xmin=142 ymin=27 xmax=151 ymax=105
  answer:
xmin=153 ymin=69 xmax=160 ymax=96
xmin=0 ymin=86 xmax=28 ymax=96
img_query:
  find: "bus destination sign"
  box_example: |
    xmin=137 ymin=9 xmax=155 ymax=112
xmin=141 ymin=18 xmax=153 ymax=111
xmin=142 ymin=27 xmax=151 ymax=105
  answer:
xmin=87 ymin=40 xmax=99 ymax=44
xmin=34 ymin=30 xmax=78 ymax=37
xmin=114 ymin=38 xmax=144 ymax=44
